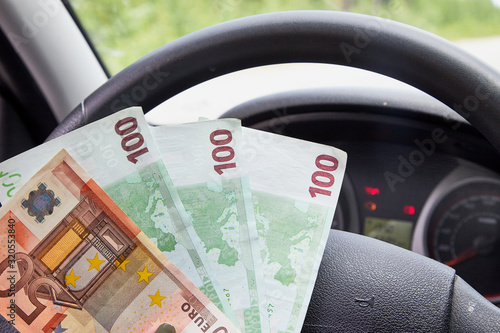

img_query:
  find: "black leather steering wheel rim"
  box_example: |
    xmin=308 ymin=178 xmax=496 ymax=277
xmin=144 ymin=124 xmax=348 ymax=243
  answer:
xmin=42 ymin=10 xmax=500 ymax=332
xmin=48 ymin=11 xmax=500 ymax=151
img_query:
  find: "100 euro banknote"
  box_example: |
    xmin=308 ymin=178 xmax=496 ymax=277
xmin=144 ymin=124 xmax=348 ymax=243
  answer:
xmin=151 ymin=120 xmax=268 ymax=332
xmin=0 ymin=150 xmax=240 ymax=332
xmin=241 ymin=128 xmax=347 ymax=333
xmin=0 ymin=108 xmax=234 ymax=320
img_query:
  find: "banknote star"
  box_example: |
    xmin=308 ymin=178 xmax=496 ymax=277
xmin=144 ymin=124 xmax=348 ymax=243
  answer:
xmin=137 ymin=265 xmax=154 ymax=284
xmin=116 ymin=259 xmax=131 ymax=272
xmin=64 ymin=269 xmax=81 ymax=288
xmin=148 ymin=289 xmax=166 ymax=308
xmin=87 ymin=253 xmax=105 ymax=272
xmin=52 ymin=323 xmax=68 ymax=333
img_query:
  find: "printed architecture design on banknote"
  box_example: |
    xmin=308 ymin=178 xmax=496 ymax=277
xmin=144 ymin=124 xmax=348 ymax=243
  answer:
xmin=0 ymin=108 xmax=236 ymax=323
xmin=0 ymin=150 xmax=240 ymax=332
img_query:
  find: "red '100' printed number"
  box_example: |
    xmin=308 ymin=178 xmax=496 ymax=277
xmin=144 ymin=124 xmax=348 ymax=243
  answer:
xmin=114 ymin=117 xmax=149 ymax=164
xmin=210 ymin=129 xmax=236 ymax=175
xmin=309 ymin=154 xmax=339 ymax=198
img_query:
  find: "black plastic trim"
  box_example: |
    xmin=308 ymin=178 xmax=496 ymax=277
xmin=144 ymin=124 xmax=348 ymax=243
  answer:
xmin=0 ymin=26 xmax=57 ymax=147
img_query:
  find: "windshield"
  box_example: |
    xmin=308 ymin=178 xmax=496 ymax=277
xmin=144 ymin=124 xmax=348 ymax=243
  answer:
xmin=70 ymin=0 xmax=500 ymax=75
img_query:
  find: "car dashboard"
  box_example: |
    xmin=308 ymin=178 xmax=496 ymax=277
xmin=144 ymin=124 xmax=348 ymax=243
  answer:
xmin=222 ymin=86 xmax=500 ymax=305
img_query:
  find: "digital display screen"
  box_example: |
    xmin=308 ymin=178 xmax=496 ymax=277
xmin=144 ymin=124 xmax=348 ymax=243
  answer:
xmin=364 ymin=217 xmax=413 ymax=249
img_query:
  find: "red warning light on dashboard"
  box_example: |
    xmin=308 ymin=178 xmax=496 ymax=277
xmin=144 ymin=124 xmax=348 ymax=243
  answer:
xmin=364 ymin=201 xmax=377 ymax=211
xmin=365 ymin=187 xmax=380 ymax=195
xmin=403 ymin=205 xmax=416 ymax=215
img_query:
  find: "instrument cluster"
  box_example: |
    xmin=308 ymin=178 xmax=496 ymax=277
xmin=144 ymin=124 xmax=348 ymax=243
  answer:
xmin=331 ymin=141 xmax=500 ymax=304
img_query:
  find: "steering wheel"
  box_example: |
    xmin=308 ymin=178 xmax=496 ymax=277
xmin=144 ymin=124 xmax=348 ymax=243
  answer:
xmin=47 ymin=11 xmax=500 ymax=331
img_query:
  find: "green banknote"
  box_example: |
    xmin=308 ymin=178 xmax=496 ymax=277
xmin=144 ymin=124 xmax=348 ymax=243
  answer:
xmin=241 ymin=127 xmax=347 ymax=333
xmin=151 ymin=120 xmax=268 ymax=333
xmin=0 ymin=108 xmax=235 ymax=323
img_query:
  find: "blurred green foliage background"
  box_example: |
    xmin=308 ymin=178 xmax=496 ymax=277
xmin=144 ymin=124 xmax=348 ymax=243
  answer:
xmin=70 ymin=0 xmax=500 ymax=75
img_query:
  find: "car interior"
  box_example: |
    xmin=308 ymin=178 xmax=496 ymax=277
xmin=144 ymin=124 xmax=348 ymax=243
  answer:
xmin=1 ymin=1 xmax=500 ymax=332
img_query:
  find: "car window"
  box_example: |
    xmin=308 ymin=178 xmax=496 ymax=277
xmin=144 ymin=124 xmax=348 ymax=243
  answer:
xmin=69 ymin=0 xmax=500 ymax=75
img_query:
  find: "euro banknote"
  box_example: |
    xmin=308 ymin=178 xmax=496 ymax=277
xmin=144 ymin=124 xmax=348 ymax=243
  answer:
xmin=0 ymin=108 xmax=234 ymax=321
xmin=0 ymin=150 xmax=240 ymax=332
xmin=150 ymin=120 xmax=268 ymax=333
xmin=241 ymin=127 xmax=347 ymax=333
